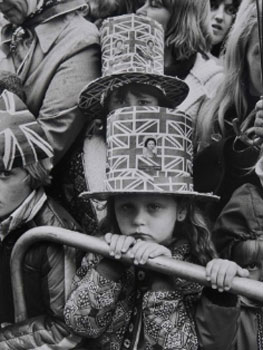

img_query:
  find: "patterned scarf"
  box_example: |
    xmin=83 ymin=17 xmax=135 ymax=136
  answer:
xmin=0 ymin=187 xmax=47 ymax=241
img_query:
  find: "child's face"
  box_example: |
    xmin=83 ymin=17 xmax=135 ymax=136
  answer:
xmin=114 ymin=194 xmax=179 ymax=245
xmin=233 ymin=240 xmax=263 ymax=282
xmin=136 ymin=0 xmax=171 ymax=31
xmin=107 ymin=90 xmax=159 ymax=113
xmin=0 ymin=167 xmax=31 ymax=220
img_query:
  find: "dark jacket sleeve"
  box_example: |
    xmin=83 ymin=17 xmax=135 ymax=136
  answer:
xmin=195 ymin=288 xmax=240 ymax=350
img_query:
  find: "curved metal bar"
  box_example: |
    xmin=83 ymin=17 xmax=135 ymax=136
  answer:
xmin=11 ymin=226 xmax=263 ymax=323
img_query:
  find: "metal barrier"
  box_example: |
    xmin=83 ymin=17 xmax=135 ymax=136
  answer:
xmin=11 ymin=226 xmax=263 ymax=323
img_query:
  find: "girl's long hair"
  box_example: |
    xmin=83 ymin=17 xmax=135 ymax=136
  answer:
xmin=176 ymin=199 xmax=217 ymax=265
xmin=162 ymin=0 xmax=212 ymax=60
xmin=100 ymin=196 xmax=217 ymax=266
xmin=196 ymin=0 xmax=258 ymax=150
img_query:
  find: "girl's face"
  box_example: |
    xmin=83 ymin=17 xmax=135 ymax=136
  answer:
xmin=0 ymin=0 xmax=28 ymax=25
xmin=114 ymin=194 xmax=182 ymax=246
xmin=210 ymin=0 xmax=236 ymax=45
xmin=233 ymin=240 xmax=263 ymax=282
xmin=107 ymin=90 xmax=159 ymax=112
xmin=246 ymin=26 xmax=262 ymax=96
xmin=136 ymin=0 xmax=171 ymax=31
xmin=0 ymin=167 xmax=31 ymax=220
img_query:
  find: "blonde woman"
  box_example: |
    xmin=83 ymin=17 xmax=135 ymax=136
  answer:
xmin=194 ymin=0 xmax=262 ymax=218
xmin=136 ymin=0 xmax=224 ymax=123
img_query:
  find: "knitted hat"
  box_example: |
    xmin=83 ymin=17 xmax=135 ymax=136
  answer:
xmin=0 ymin=90 xmax=54 ymax=171
xmin=80 ymin=106 xmax=219 ymax=200
xmin=78 ymin=14 xmax=189 ymax=118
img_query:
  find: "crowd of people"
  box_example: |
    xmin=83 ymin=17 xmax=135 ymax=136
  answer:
xmin=0 ymin=0 xmax=262 ymax=349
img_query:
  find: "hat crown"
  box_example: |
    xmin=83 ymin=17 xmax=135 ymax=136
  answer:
xmin=101 ymin=14 xmax=165 ymax=77
xmin=105 ymin=106 xmax=194 ymax=194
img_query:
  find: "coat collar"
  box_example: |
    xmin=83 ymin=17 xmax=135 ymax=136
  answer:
xmin=0 ymin=187 xmax=47 ymax=241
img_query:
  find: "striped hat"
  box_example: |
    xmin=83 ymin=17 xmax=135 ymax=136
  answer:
xmin=80 ymin=106 xmax=219 ymax=201
xmin=0 ymin=90 xmax=54 ymax=171
xmin=78 ymin=14 xmax=189 ymax=118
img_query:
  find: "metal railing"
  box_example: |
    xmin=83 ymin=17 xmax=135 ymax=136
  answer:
xmin=11 ymin=226 xmax=263 ymax=323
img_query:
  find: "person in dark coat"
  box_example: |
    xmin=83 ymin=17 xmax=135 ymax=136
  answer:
xmin=0 ymin=86 xmax=84 ymax=349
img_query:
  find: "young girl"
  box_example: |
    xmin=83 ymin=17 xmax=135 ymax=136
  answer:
xmin=136 ymin=0 xmax=223 ymax=123
xmin=64 ymin=106 xmax=218 ymax=350
xmin=210 ymin=0 xmax=241 ymax=59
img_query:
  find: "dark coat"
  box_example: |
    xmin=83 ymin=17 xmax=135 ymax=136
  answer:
xmin=0 ymin=195 xmax=83 ymax=349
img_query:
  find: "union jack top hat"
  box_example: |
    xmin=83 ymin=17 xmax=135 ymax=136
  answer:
xmin=0 ymin=90 xmax=54 ymax=171
xmin=78 ymin=14 xmax=189 ymax=118
xmin=80 ymin=106 xmax=218 ymax=200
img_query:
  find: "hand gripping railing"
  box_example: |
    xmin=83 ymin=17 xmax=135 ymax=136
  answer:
xmin=11 ymin=226 xmax=263 ymax=323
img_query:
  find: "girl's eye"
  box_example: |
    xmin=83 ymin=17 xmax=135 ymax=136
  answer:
xmin=148 ymin=203 xmax=162 ymax=211
xmin=138 ymin=99 xmax=151 ymax=106
xmin=225 ymin=5 xmax=236 ymax=16
xmin=112 ymin=97 xmax=125 ymax=106
xmin=244 ymin=263 xmax=258 ymax=271
xmin=0 ymin=171 xmax=11 ymax=179
xmin=120 ymin=203 xmax=134 ymax=212
xmin=210 ymin=4 xmax=218 ymax=11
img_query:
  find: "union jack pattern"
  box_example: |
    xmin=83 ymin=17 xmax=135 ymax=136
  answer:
xmin=78 ymin=14 xmax=189 ymax=118
xmin=105 ymin=107 xmax=194 ymax=193
xmin=0 ymin=91 xmax=54 ymax=171
xmin=101 ymin=14 xmax=164 ymax=76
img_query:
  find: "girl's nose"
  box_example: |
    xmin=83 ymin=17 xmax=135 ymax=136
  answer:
xmin=214 ymin=5 xmax=224 ymax=21
xmin=133 ymin=207 xmax=147 ymax=227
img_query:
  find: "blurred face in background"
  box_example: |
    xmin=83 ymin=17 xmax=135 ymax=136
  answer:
xmin=246 ymin=26 xmax=262 ymax=96
xmin=136 ymin=0 xmax=171 ymax=31
xmin=0 ymin=0 xmax=28 ymax=25
xmin=210 ymin=0 xmax=236 ymax=45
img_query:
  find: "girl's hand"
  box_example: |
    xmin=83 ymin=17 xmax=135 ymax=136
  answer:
xmin=206 ymin=259 xmax=249 ymax=292
xmin=128 ymin=240 xmax=172 ymax=265
xmin=104 ymin=232 xmax=136 ymax=259
xmin=254 ymin=99 xmax=263 ymax=138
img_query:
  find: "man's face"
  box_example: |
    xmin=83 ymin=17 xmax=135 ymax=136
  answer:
xmin=0 ymin=167 xmax=31 ymax=220
xmin=0 ymin=0 xmax=28 ymax=25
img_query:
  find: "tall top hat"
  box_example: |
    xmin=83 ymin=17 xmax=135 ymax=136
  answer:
xmin=0 ymin=89 xmax=54 ymax=171
xmin=80 ymin=106 xmax=219 ymax=200
xmin=78 ymin=14 xmax=189 ymax=118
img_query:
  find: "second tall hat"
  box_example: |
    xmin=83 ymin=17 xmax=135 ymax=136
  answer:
xmin=79 ymin=14 xmax=189 ymax=118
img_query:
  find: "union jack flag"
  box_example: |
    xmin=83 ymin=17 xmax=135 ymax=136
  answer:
xmin=105 ymin=107 xmax=193 ymax=193
xmin=0 ymin=91 xmax=53 ymax=171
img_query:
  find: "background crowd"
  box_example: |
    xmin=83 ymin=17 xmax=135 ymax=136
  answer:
xmin=0 ymin=0 xmax=262 ymax=349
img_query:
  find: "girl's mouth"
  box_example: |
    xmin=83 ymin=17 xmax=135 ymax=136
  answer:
xmin=212 ymin=23 xmax=223 ymax=31
xmin=131 ymin=233 xmax=151 ymax=241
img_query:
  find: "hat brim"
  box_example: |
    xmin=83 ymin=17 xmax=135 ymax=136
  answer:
xmin=80 ymin=190 xmax=220 ymax=202
xmin=78 ymin=73 xmax=189 ymax=118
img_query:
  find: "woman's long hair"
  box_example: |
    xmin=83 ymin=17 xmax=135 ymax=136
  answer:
xmin=100 ymin=196 xmax=217 ymax=266
xmin=162 ymin=0 xmax=212 ymax=60
xmin=196 ymin=0 xmax=258 ymax=150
